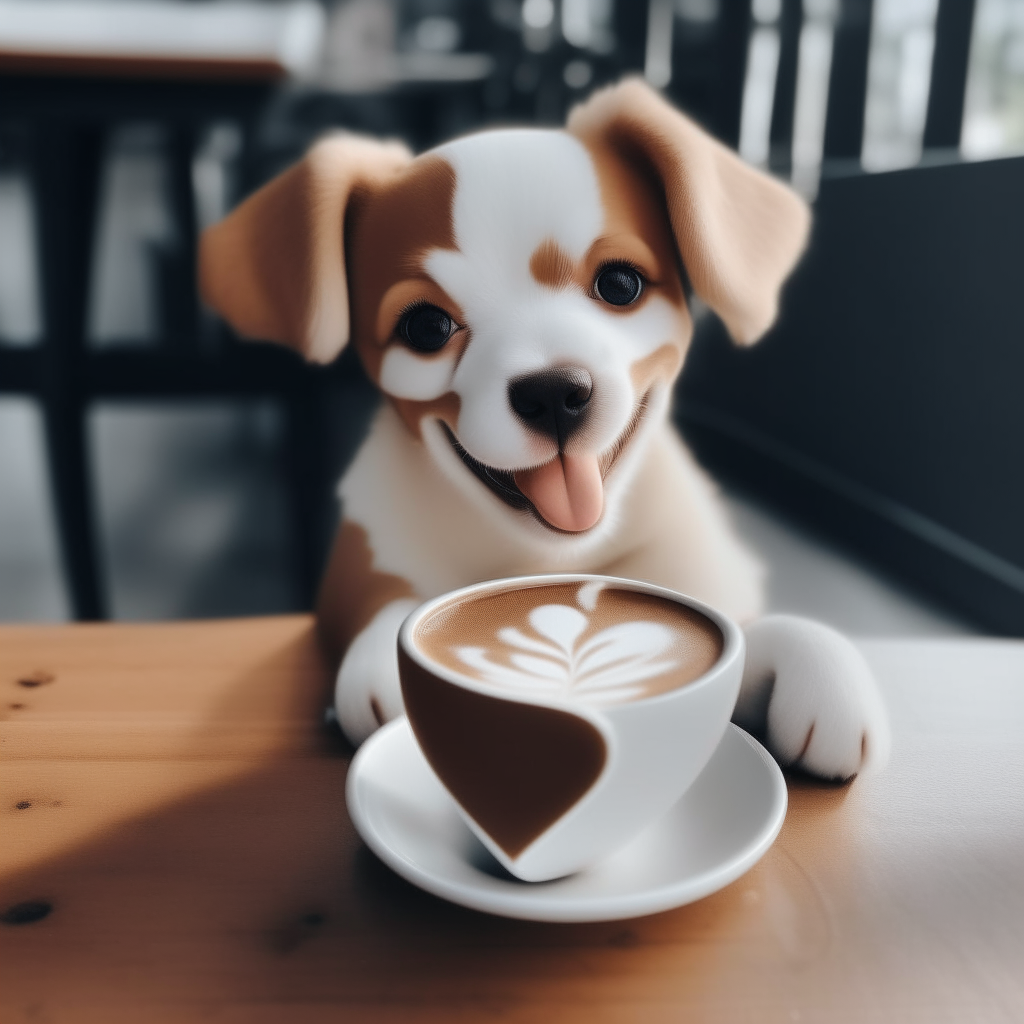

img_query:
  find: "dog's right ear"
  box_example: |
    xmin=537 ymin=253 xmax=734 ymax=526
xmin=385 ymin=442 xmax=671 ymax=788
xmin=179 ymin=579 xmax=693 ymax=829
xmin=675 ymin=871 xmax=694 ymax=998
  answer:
xmin=199 ymin=134 xmax=412 ymax=364
xmin=568 ymin=79 xmax=810 ymax=345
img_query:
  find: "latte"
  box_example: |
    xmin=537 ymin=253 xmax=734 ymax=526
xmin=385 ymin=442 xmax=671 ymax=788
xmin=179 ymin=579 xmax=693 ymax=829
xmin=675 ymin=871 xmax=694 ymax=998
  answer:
xmin=414 ymin=579 xmax=723 ymax=705
xmin=398 ymin=575 xmax=741 ymax=879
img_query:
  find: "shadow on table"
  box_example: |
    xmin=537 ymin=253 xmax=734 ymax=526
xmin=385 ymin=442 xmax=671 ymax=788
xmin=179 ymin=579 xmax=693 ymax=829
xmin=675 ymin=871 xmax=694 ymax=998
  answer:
xmin=0 ymin=752 xmax=857 ymax=1022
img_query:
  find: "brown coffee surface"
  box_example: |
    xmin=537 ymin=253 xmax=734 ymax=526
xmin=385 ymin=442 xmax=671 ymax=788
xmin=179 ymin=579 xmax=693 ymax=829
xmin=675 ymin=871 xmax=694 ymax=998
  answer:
xmin=415 ymin=580 xmax=723 ymax=706
xmin=399 ymin=647 xmax=607 ymax=858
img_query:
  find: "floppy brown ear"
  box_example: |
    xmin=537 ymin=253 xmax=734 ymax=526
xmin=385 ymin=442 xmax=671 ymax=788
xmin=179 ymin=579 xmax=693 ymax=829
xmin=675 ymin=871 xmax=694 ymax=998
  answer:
xmin=199 ymin=134 xmax=412 ymax=364
xmin=568 ymin=78 xmax=810 ymax=345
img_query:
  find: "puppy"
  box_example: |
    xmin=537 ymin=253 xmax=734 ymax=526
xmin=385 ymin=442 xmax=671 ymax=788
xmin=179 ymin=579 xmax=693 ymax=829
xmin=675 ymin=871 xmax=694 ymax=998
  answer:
xmin=201 ymin=79 xmax=889 ymax=780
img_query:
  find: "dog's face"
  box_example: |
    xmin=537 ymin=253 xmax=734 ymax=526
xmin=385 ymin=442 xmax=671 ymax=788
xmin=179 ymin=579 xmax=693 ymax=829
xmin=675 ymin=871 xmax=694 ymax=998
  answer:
xmin=200 ymin=80 xmax=809 ymax=540
xmin=345 ymin=129 xmax=690 ymax=537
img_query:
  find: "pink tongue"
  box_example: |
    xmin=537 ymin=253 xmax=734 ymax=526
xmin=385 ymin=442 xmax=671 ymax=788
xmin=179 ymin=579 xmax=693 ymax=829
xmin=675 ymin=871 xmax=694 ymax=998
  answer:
xmin=514 ymin=454 xmax=604 ymax=532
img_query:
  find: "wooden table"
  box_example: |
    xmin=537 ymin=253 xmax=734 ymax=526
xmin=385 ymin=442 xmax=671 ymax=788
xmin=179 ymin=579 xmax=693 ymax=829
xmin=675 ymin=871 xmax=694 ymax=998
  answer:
xmin=0 ymin=0 xmax=323 ymax=80
xmin=2 ymin=617 xmax=1022 ymax=1022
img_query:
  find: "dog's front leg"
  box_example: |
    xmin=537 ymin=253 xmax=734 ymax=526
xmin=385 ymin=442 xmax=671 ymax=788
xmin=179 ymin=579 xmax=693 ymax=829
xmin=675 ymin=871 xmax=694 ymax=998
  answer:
xmin=733 ymin=616 xmax=891 ymax=780
xmin=316 ymin=519 xmax=420 ymax=746
xmin=335 ymin=598 xmax=420 ymax=746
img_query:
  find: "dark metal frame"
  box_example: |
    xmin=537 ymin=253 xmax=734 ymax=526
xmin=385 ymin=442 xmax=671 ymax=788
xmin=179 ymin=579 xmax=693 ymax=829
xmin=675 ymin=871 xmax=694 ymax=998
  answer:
xmin=0 ymin=74 xmax=353 ymax=619
xmin=679 ymin=151 xmax=1024 ymax=634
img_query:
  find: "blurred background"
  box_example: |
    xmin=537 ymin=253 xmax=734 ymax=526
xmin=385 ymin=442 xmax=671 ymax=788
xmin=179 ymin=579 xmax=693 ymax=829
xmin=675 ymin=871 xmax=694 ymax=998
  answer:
xmin=0 ymin=0 xmax=1022 ymax=635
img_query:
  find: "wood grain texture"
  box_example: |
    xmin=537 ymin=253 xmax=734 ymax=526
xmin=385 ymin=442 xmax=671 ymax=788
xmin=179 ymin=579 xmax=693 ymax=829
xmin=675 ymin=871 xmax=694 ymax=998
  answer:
xmin=1 ymin=620 xmax=1022 ymax=1023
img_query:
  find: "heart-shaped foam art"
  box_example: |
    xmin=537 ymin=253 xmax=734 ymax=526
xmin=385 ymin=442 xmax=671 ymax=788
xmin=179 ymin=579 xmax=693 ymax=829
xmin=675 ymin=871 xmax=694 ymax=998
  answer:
xmin=399 ymin=647 xmax=607 ymax=859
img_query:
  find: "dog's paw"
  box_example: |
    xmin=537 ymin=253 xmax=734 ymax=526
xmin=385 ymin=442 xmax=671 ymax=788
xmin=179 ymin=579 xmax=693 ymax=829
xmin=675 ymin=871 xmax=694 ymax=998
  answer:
xmin=334 ymin=598 xmax=419 ymax=746
xmin=734 ymin=615 xmax=890 ymax=780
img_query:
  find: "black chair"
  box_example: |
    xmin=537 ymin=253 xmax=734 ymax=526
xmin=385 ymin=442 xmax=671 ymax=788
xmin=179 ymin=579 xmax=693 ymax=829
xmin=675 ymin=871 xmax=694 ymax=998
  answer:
xmin=0 ymin=71 xmax=318 ymax=620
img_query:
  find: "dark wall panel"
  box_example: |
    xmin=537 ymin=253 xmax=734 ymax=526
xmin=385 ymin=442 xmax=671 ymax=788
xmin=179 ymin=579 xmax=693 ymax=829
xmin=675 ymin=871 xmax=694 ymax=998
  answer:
xmin=678 ymin=156 xmax=1024 ymax=633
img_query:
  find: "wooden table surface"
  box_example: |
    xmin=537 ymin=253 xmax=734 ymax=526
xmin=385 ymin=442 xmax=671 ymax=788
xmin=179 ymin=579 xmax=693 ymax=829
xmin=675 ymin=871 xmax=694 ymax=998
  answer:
xmin=0 ymin=0 xmax=322 ymax=80
xmin=1 ymin=616 xmax=1022 ymax=1023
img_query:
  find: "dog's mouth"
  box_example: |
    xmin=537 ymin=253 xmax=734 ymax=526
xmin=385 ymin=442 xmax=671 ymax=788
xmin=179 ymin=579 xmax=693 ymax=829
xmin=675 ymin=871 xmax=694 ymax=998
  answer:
xmin=441 ymin=392 xmax=650 ymax=534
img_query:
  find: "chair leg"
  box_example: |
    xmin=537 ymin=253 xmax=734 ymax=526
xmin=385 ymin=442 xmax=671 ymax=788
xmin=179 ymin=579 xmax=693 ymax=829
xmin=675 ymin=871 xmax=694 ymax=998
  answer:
xmin=159 ymin=124 xmax=200 ymax=351
xmin=715 ymin=0 xmax=754 ymax=149
xmin=923 ymin=0 xmax=976 ymax=150
xmin=30 ymin=121 xmax=106 ymax=620
xmin=769 ymin=0 xmax=803 ymax=176
xmin=823 ymin=0 xmax=874 ymax=162
xmin=284 ymin=382 xmax=335 ymax=610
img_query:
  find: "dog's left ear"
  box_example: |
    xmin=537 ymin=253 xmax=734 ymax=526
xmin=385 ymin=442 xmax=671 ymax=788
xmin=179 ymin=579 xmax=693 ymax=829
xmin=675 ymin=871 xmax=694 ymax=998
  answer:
xmin=199 ymin=134 xmax=412 ymax=363
xmin=568 ymin=78 xmax=810 ymax=344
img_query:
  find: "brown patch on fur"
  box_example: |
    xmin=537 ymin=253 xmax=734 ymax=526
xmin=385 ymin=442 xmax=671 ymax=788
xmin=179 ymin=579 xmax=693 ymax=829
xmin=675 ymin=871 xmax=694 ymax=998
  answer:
xmin=578 ymin=136 xmax=688 ymax=319
xmin=525 ymin=139 xmax=690 ymax=342
xmin=344 ymin=156 xmax=466 ymax=441
xmin=374 ymin=279 xmax=467 ymax=349
xmin=530 ymin=239 xmax=579 ymax=291
xmin=208 ymin=157 xmax=318 ymax=347
xmin=599 ymin=390 xmax=649 ymax=478
xmin=199 ymin=135 xmax=412 ymax=363
xmin=391 ymin=391 xmax=462 ymax=440
xmin=521 ymin=135 xmax=696 ymax=477
xmin=315 ymin=521 xmax=416 ymax=665
xmin=630 ymin=342 xmax=685 ymax=394
xmin=522 ymin=123 xmax=694 ymax=421
xmin=568 ymin=79 xmax=810 ymax=344
xmin=579 ymin=136 xmax=693 ymax=416
xmin=346 ymin=156 xmax=460 ymax=384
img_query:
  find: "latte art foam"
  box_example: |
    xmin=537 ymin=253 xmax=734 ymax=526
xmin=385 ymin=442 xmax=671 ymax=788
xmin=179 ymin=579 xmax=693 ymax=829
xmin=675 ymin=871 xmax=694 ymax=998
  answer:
xmin=414 ymin=580 xmax=723 ymax=705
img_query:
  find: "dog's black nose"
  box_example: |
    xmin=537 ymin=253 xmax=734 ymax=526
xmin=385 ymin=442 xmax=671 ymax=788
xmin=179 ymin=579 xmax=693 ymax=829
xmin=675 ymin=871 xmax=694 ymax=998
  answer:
xmin=508 ymin=367 xmax=593 ymax=446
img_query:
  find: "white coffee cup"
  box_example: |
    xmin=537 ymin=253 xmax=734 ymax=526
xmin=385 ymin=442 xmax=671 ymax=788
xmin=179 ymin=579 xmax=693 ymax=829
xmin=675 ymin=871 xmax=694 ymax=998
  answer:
xmin=397 ymin=574 xmax=745 ymax=882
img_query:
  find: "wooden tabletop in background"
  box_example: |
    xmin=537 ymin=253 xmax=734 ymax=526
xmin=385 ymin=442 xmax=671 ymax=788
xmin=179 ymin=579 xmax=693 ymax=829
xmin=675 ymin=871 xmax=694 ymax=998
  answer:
xmin=1 ymin=616 xmax=1022 ymax=1023
xmin=0 ymin=0 xmax=323 ymax=80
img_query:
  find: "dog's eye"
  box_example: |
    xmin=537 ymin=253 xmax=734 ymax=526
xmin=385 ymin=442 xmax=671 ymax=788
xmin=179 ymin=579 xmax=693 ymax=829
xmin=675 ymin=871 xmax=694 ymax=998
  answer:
xmin=400 ymin=304 xmax=455 ymax=352
xmin=596 ymin=265 xmax=643 ymax=306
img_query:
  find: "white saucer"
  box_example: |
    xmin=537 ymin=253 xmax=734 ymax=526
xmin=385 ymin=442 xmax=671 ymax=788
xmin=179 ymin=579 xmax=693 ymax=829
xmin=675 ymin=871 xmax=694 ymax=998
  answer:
xmin=346 ymin=718 xmax=787 ymax=922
